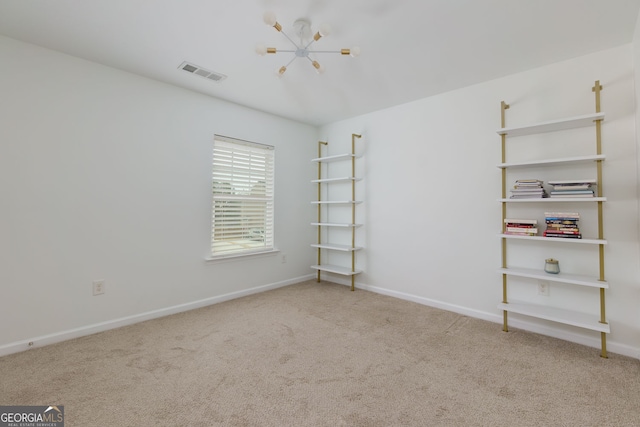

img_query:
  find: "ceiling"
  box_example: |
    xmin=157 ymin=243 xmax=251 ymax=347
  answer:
xmin=0 ymin=0 xmax=639 ymax=126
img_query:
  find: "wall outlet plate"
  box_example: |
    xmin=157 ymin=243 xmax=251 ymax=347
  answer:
xmin=537 ymin=280 xmax=550 ymax=296
xmin=93 ymin=280 xmax=105 ymax=296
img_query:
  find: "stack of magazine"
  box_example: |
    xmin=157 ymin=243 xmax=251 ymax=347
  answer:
xmin=510 ymin=179 xmax=547 ymax=199
xmin=548 ymin=179 xmax=596 ymax=198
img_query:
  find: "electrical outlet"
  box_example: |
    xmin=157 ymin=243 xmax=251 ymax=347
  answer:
xmin=281 ymin=253 xmax=287 ymax=264
xmin=93 ymin=280 xmax=105 ymax=296
xmin=538 ymin=280 xmax=550 ymax=296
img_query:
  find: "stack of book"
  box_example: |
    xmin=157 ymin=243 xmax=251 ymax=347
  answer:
xmin=504 ymin=218 xmax=538 ymax=236
xmin=543 ymin=212 xmax=581 ymax=239
xmin=548 ymin=179 xmax=596 ymax=198
xmin=510 ymin=179 xmax=547 ymax=199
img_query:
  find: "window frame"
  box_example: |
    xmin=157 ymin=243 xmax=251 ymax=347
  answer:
xmin=209 ymin=135 xmax=276 ymax=260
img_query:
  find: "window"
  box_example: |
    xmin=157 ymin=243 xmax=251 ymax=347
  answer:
xmin=211 ymin=135 xmax=275 ymax=257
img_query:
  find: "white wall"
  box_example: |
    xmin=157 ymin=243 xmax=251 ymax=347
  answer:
xmin=0 ymin=35 xmax=317 ymax=354
xmin=634 ymin=0 xmax=640 ymax=261
xmin=320 ymin=44 xmax=640 ymax=359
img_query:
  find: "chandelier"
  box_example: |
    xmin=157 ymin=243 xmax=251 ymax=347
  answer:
xmin=255 ymin=12 xmax=360 ymax=76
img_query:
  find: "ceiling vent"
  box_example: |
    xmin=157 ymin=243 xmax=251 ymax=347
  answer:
xmin=178 ymin=61 xmax=227 ymax=83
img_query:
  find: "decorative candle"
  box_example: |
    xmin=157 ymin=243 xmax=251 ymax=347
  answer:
xmin=544 ymin=258 xmax=560 ymax=274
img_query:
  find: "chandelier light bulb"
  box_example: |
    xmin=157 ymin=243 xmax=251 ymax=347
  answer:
xmin=263 ymin=11 xmax=281 ymax=31
xmin=350 ymin=46 xmax=361 ymax=57
xmin=277 ymin=65 xmax=287 ymax=77
xmin=263 ymin=12 xmax=277 ymax=26
xmin=255 ymin=44 xmax=267 ymax=56
xmin=318 ymin=23 xmax=332 ymax=37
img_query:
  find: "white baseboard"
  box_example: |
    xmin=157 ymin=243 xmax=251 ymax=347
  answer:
xmin=324 ymin=277 xmax=640 ymax=360
xmin=0 ymin=274 xmax=315 ymax=358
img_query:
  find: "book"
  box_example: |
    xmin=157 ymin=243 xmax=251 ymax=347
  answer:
xmin=552 ymin=184 xmax=594 ymax=191
xmin=505 ymin=224 xmax=536 ymax=228
xmin=550 ymin=190 xmax=594 ymax=194
xmin=544 ymin=230 xmax=580 ymax=235
xmin=546 ymin=225 xmax=579 ymax=231
xmin=506 ymin=227 xmax=538 ymax=233
xmin=543 ymin=233 xmax=582 ymax=239
xmin=547 ymin=179 xmax=596 ymax=185
xmin=511 ymin=188 xmax=546 ymax=192
xmin=504 ymin=231 xmax=537 ymax=236
xmin=549 ymin=193 xmax=594 ymax=198
xmin=546 ymin=221 xmax=579 ymax=226
xmin=504 ymin=218 xmax=537 ymax=225
xmin=544 ymin=212 xmax=580 ymax=219
xmin=515 ymin=179 xmax=543 ymax=184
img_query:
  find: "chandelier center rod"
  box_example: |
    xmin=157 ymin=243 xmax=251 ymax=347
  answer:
xmin=295 ymin=48 xmax=310 ymax=58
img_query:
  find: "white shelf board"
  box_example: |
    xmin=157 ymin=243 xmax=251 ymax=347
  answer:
xmin=311 ymin=223 xmax=362 ymax=227
xmin=499 ymin=197 xmax=606 ymax=203
xmin=497 ymin=267 xmax=608 ymax=288
xmin=311 ymin=200 xmax=363 ymax=205
xmin=311 ymin=264 xmax=362 ymax=276
xmin=311 ymin=243 xmax=363 ymax=252
xmin=311 ymin=153 xmax=359 ymax=163
xmin=497 ymin=154 xmax=605 ymax=168
xmin=498 ymin=301 xmax=610 ymax=333
xmin=496 ymin=112 xmax=605 ymax=137
xmin=311 ymin=177 xmax=361 ymax=183
xmin=499 ymin=234 xmax=607 ymax=245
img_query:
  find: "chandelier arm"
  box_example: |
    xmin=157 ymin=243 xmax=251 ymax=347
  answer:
xmin=285 ymin=56 xmax=298 ymax=67
xmin=279 ymin=30 xmax=301 ymax=49
xmin=306 ymin=56 xmax=323 ymax=73
xmin=305 ymin=56 xmax=316 ymax=69
xmin=306 ymin=50 xmax=344 ymax=54
xmin=303 ymin=38 xmax=318 ymax=50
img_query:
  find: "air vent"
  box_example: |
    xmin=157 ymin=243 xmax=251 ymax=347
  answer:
xmin=178 ymin=61 xmax=227 ymax=83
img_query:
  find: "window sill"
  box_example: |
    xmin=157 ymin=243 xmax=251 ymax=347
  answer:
xmin=205 ymin=249 xmax=280 ymax=264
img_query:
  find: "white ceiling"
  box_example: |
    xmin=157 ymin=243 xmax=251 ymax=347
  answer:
xmin=0 ymin=0 xmax=639 ymax=126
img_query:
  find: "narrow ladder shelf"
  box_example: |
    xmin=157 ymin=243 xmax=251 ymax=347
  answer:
xmin=497 ymin=267 xmax=608 ymax=288
xmin=499 ymin=234 xmax=607 ymax=245
xmin=311 ymin=264 xmax=362 ymax=276
xmin=313 ymin=134 xmax=363 ymax=291
xmin=498 ymin=82 xmax=608 ymax=358
xmin=311 ymin=243 xmax=363 ymax=252
xmin=497 ymin=301 xmax=610 ymax=333
xmin=496 ymin=112 xmax=605 ymax=137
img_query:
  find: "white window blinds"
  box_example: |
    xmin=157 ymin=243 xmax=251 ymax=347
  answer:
xmin=211 ymin=136 xmax=275 ymax=257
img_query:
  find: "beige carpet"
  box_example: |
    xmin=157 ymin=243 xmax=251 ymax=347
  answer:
xmin=1 ymin=280 xmax=638 ymax=426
